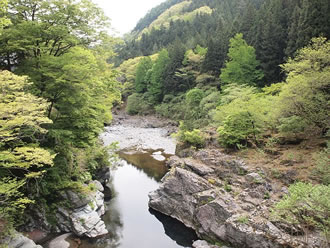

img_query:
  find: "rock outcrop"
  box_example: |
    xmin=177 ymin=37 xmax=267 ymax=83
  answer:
xmin=149 ymin=149 xmax=321 ymax=248
xmin=56 ymin=180 xmax=108 ymax=238
xmin=4 ymin=232 xmax=42 ymax=248
xmin=192 ymin=240 xmax=221 ymax=248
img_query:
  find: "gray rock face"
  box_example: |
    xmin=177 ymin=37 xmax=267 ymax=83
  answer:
xmin=246 ymin=172 xmax=264 ymax=184
xmin=5 ymin=232 xmax=43 ymax=248
xmin=184 ymin=158 xmax=214 ymax=176
xmin=56 ymin=184 xmax=107 ymax=238
xmin=149 ymin=167 xmax=212 ymax=228
xmin=192 ymin=240 xmax=220 ymax=248
xmin=149 ymin=150 xmax=312 ymax=248
xmin=48 ymin=233 xmax=72 ymax=248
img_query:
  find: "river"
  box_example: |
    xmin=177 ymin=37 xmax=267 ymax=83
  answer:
xmin=78 ymin=115 xmax=197 ymax=247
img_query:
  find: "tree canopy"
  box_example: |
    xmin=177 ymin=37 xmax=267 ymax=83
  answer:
xmin=220 ymin=33 xmax=264 ymax=87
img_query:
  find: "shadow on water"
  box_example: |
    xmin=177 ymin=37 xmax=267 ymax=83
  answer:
xmin=149 ymin=208 xmax=198 ymax=247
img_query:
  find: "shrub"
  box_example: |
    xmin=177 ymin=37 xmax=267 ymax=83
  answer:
xmin=186 ymin=88 xmax=204 ymax=107
xmin=126 ymin=93 xmax=152 ymax=115
xmin=278 ymin=115 xmax=308 ymax=136
xmin=183 ymin=129 xmax=205 ymax=147
xmin=313 ymin=142 xmax=330 ymax=185
xmin=217 ymin=111 xmax=259 ymax=148
xmin=173 ymin=122 xmax=205 ymax=148
xmin=272 ymin=182 xmax=330 ymax=241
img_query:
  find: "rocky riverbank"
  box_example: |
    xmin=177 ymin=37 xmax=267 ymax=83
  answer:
xmin=149 ymin=149 xmax=325 ymax=248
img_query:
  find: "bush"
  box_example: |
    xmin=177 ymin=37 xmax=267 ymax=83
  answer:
xmin=155 ymin=94 xmax=186 ymax=120
xmin=313 ymin=142 xmax=330 ymax=185
xmin=217 ymin=111 xmax=259 ymax=148
xmin=272 ymin=182 xmax=330 ymax=241
xmin=173 ymin=122 xmax=205 ymax=148
xmin=126 ymin=93 xmax=152 ymax=115
xmin=278 ymin=115 xmax=308 ymax=136
xmin=183 ymin=129 xmax=205 ymax=147
xmin=186 ymin=88 xmax=204 ymax=107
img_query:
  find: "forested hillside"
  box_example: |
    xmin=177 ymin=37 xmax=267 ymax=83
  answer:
xmin=117 ymin=0 xmax=329 ymax=84
xmin=118 ymin=0 xmax=330 ymax=239
xmin=0 ymin=0 xmax=120 ymax=238
xmin=0 ymin=0 xmax=329 ymax=246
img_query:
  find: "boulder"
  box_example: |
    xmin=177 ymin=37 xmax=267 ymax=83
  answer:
xmin=48 ymin=233 xmax=72 ymax=248
xmin=245 ymin=173 xmax=264 ymax=184
xmin=149 ymin=167 xmax=212 ymax=228
xmin=192 ymin=240 xmax=220 ymax=248
xmin=56 ymin=188 xmax=107 ymax=238
xmin=5 ymin=232 xmax=43 ymax=248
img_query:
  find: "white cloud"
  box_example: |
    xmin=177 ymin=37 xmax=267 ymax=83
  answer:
xmin=91 ymin=0 xmax=166 ymax=36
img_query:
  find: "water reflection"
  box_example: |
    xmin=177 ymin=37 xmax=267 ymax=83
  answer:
xmin=118 ymin=149 xmax=170 ymax=182
xmin=77 ymin=151 xmax=197 ymax=248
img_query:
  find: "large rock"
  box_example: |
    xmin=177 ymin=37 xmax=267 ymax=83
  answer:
xmin=149 ymin=167 xmax=212 ymax=228
xmin=149 ymin=150 xmax=309 ymax=248
xmin=4 ymin=232 xmax=43 ymax=248
xmin=56 ymin=183 xmax=107 ymax=238
xmin=192 ymin=240 xmax=220 ymax=248
xmin=48 ymin=233 xmax=72 ymax=248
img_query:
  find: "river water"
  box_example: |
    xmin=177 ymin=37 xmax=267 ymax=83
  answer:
xmin=77 ymin=117 xmax=197 ymax=247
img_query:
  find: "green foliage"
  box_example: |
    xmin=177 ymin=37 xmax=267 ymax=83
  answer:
xmin=126 ymin=93 xmax=153 ymax=115
xmin=220 ymin=33 xmax=264 ymax=86
xmin=186 ymin=88 xmax=204 ymax=107
xmin=1 ymin=0 xmax=110 ymax=71
xmin=276 ymin=37 xmax=330 ymax=134
xmin=0 ymin=1 xmax=121 ymax=230
xmin=155 ymin=94 xmax=186 ymax=120
xmin=148 ymin=49 xmax=170 ymax=103
xmin=199 ymin=90 xmax=221 ymax=118
xmin=173 ymin=122 xmax=205 ymax=148
xmin=278 ymin=116 xmax=308 ymax=136
xmin=0 ymin=71 xmax=53 ymax=226
xmin=313 ymin=142 xmax=330 ymax=185
xmin=135 ymin=57 xmax=153 ymax=93
xmin=194 ymin=45 xmax=208 ymax=57
xmin=213 ymin=83 xmax=276 ymax=148
xmin=0 ymin=0 xmax=10 ymax=33
xmin=237 ymin=215 xmax=249 ymax=224
xmin=182 ymin=129 xmax=205 ymax=148
xmin=217 ymin=111 xmax=259 ymax=148
xmin=272 ymin=182 xmax=330 ymax=240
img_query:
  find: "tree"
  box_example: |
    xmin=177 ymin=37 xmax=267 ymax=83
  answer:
xmin=0 ymin=0 xmax=110 ymax=71
xmin=254 ymin=0 xmax=287 ymax=84
xmin=148 ymin=49 xmax=170 ymax=103
xmin=276 ymin=37 xmax=330 ymax=134
xmin=287 ymin=0 xmax=330 ymax=58
xmin=0 ymin=71 xmax=54 ymax=225
xmin=0 ymin=0 xmax=10 ymax=33
xmin=163 ymin=40 xmax=186 ymax=94
xmin=220 ymin=33 xmax=264 ymax=87
xmin=0 ymin=0 xmax=121 ymax=205
xmin=135 ymin=57 xmax=152 ymax=93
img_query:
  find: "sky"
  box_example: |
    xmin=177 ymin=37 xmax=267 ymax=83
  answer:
xmin=91 ymin=0 xmax=166 ymax=36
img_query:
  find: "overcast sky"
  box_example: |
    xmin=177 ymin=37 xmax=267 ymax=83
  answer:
xmin=91 ymin=0 xmax=166 ymax=36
